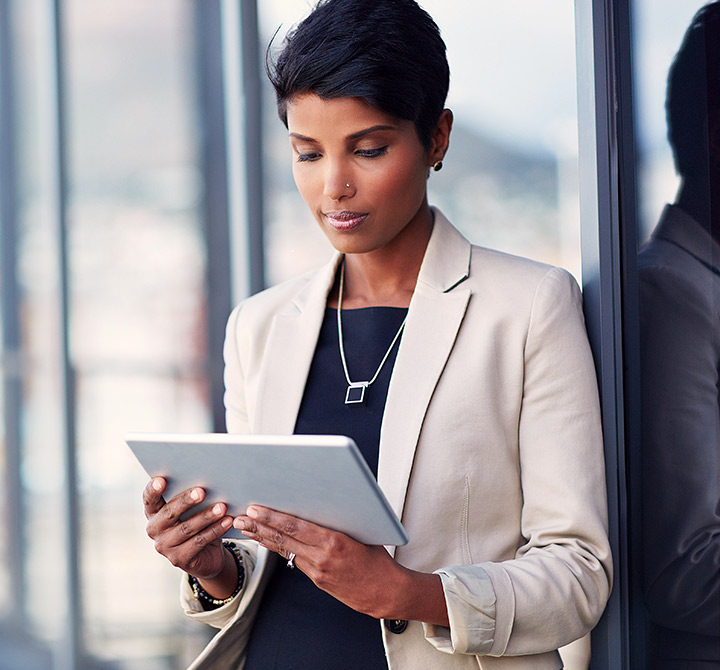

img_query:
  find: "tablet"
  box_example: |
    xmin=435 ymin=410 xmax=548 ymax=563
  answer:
xmin=126 ymin=432 xmax=408 ymax=546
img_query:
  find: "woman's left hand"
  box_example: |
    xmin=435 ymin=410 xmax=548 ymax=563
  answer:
xmin=233 ymin=506 xmax=430 ymax=621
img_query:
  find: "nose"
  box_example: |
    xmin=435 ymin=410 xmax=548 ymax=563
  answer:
xmin=323 ymin=164 xmax=353 ymax=201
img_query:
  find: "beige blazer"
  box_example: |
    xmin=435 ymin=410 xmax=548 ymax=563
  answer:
xmin=182 ymin=210 xmax=612 ymax=670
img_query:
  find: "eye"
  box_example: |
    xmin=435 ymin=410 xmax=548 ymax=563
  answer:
xmin=296 ymin=152 xmax=322 ymax=163
xmin=356 ymin=146 xmax=388 ymax=159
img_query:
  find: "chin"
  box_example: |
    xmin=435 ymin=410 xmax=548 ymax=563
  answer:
xmin=324 ymin=234 xmax=387 ymax=256
xmin=318 ymin=228 xmax=368 ymax=254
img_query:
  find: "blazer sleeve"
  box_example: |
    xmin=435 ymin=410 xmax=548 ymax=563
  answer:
xmin=425 ymin=267 xmax=612 ymax=657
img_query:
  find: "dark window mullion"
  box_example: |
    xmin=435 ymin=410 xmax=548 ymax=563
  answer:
xmin=575 ymin=0 xmax=635 ymax=667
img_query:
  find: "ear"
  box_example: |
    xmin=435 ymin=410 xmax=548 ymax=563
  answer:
xmin=428 ymin=109 xmax=453 ymax=166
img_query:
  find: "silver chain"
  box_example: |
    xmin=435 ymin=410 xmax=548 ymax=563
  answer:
xmin=336 ymin=259 xmax=408 ymax=389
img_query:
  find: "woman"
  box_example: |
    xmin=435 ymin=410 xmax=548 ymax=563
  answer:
xmin=143 ymin=1 xmax=612 ymax=668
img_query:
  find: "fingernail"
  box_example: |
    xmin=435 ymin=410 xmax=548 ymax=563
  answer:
xmin=152 ymin=479 xmax=162 ymax=492
xmin=246 ymin=507 xmax=258 ymax=518
xmin=190 ymin=488 xmax=201 ymax=501
xmin=233 ymin=518 xmax=245 ymax=530
xmin=221 ymin=517 xmax=232 ymax=529
xmin=212 ymin=503 xmax=222 ymax=516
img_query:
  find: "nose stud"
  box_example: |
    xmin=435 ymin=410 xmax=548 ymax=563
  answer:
xmin=345 ymin=183 xmax=351 ymax=188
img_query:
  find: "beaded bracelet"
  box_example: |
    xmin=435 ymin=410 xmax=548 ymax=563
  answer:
xmin=188 ymin=541 xmax=245 ymax=608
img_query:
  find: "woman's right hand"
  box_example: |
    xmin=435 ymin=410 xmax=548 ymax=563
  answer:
xmin=143 ymin=477 xmax=234 ymax=582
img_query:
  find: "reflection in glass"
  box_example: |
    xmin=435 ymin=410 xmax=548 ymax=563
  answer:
xmin=637 ymin=2 xmax=720 ymax=666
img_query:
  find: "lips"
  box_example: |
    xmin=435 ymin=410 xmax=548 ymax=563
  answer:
xmin=324 ymin=211 xmax=368 ymax=231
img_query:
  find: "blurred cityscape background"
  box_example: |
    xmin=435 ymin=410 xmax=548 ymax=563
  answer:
xmin=0 ymin=0 xmax=698 ymax=668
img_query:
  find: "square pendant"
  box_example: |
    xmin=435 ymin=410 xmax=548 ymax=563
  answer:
xmin=345 ymin=382 xmax=368 ymax=405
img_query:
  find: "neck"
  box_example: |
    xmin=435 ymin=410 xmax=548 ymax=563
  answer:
xmin=332 ymin=210 xmax=433 ymax=309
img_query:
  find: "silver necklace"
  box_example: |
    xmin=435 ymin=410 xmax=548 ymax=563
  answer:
xmin=337 ymin=260 xmax=408 ymax=405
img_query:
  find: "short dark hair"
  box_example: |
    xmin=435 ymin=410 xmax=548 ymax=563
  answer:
xmin=666 ymin=1 xmax=720 ymax=177
xmin=267 ymin=0 xmax=450 ymax=150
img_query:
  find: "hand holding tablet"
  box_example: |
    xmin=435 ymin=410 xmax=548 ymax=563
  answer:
xmin=128 ymin=432 xmax=408 ymax=547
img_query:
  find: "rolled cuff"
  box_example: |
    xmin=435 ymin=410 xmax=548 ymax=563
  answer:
xmin=180 ymin=573 xmax=244 ymax=628
xmin=423 ymin=565 xmax=496 ymax=655
xmin=180 ymin=541 xmax=257 ymax=629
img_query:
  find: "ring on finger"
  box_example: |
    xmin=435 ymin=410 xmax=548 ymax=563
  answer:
xmin=286 ymin=552 xmax=296 ymax=569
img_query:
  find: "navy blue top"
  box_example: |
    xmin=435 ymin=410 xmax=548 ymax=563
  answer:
xmin=243 ymin=306 xmax=407 ymax=670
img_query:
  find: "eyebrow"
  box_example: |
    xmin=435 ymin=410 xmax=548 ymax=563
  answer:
xmin=289 ymin=124 xmax=397 ymax=143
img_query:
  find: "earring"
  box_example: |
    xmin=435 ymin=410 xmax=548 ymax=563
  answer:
xmin=432 ymin=160 xmax=443 ymax=172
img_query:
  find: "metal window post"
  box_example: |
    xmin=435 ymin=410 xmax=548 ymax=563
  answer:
xmin=194 ymin=0 xmax=233 ymax=432
xmin=196 ymin=0 xmax=265 ymax=431
xmin=238 ymin=0 xmax=265 ymax=296
xmin=220 ymin=0 xmax=265 ymax=307
xmin=575 ymin=0 xmax=639 ymax=666
xmin=45 ymin=1 xmax=83 ymax=668
xmin=0 ymin=0 xmax=28 ymax=630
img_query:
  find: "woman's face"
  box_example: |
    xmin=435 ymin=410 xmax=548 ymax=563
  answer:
xmin=286 ymin=94 xmax=442 ymax=257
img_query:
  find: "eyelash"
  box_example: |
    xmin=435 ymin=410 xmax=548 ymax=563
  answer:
xmin=295 ymin=146 xmax=389 ymax=163
xmin=296 ymin=153 xmax=321 ymax=163
xmin=356 ymin=146 xmax=389 ymax=158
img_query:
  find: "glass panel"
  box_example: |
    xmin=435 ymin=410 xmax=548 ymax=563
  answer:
xmin=0 ymin=288 xmax=10 ymax=621
xmin=0 ymin=0 xmax=15 ymax=624
xmin=63 ymin=0 xmax=212 ymax=664
xmin=0 ymin=366 xmax=6 ymax=613
xmin=259 ymin=0 xmax=582 ymax=284
xmin=11 ymin=0 xmax=215 ymax=666
xmin=632 ymin=0 xmax=720 ymax=665
xmin=12 ymin=0 xmax=67 ymax=650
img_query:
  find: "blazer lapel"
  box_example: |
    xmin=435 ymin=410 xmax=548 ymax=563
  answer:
xmin=378 ymin=211 xmax=472 ymax=551
xmin=254 ymin=254 xmax=342 ymax=434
